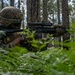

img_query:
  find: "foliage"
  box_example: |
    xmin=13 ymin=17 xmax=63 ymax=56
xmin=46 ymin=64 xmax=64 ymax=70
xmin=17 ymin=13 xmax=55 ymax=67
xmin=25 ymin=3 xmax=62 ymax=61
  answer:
xmin=0 ymin=45 xmax=75 ymax=75
xmin=0 ymin=46 xmax=28 ymax=73
xmin=0 ymin=30 xmax=75 ymax=75
xmin=0 ymin=25 xmax=75 ymax=75
xmin=20 ymin=29 xmax=47 ymax=51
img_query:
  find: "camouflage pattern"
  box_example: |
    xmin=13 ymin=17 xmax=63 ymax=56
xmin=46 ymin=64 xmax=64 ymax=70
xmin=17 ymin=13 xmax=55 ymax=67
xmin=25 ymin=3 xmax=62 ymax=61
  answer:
xmin=0 ymin=7 xmax=23 ymax=48
xmin=0 ymin=7 xmax=23 ymax=28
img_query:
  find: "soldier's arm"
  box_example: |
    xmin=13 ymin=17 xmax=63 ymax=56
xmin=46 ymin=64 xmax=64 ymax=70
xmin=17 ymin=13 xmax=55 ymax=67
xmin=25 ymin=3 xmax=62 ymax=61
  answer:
xmin=3 ymin=35 xmax=24 ymax=48
xmin=9 ymin=36 xmax=21 ymax=46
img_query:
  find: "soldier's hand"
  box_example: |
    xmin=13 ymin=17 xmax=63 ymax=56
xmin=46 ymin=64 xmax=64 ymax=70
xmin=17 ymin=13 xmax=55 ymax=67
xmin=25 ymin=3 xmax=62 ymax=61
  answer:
xmin=10 ymin=36 xmax=21 ymax=46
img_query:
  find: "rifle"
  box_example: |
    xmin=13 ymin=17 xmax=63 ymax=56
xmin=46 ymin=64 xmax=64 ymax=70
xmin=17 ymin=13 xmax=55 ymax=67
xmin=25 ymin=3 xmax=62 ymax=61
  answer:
xmin=27 ymin=22 xmax=67 ymax=37
xmin=28 ymin=22 xmax=53 ymax=26
xmin=0 ymin=26 xmax=23 ymax=39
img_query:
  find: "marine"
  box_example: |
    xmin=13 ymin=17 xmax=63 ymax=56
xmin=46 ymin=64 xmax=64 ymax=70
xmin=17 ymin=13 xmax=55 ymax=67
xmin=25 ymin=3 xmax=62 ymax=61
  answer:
xmin=0 ymin=6 xmax=24 ymax=48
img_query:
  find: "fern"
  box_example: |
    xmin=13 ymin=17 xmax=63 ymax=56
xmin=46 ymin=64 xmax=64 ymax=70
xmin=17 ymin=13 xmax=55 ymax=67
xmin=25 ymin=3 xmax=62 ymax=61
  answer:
xmin=0 ymin=23 xmax=75 ymax=75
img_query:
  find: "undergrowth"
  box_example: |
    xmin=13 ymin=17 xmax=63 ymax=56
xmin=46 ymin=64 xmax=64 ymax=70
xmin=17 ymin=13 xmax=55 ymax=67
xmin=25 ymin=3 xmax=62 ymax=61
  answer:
xmin=0 ymin=23 xmax=75 ymax=75
xmin=0 ymin=47 xmax=75 ymax=75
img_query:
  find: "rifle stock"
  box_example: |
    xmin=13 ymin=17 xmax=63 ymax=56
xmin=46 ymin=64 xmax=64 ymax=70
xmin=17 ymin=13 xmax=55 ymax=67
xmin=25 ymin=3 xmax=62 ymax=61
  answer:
xmin=0 ymin=28 xmax=23 ymax=39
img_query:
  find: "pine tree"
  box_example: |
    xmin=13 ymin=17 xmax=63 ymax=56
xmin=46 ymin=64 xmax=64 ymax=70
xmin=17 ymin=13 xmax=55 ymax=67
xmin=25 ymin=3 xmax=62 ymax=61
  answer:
xmin=61 ymin=0 xmax=70 ymax=50
xmin=1 ymin=0 xmax=4 ymax=9
xmin=10 ymin=0 xmax=14 ymax=6
xmin=27 ymin=0 xmax=40 ymax=22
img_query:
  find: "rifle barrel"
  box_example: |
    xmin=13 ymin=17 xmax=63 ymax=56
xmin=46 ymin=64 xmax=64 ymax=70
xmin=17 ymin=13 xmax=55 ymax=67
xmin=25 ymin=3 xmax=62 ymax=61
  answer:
xmin=0 ymin=29 xmax=23 ymax=33
xmin=28 ymin=22 xmax=53 ymax=26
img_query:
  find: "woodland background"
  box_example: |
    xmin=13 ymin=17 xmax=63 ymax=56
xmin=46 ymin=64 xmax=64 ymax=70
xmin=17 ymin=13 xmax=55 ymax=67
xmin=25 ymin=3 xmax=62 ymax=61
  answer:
xmin=0 ymin=0 xmax=75 ymax=75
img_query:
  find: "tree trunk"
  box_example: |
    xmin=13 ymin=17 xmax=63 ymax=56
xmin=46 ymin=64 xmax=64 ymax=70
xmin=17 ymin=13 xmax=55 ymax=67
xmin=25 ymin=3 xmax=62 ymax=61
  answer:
xmin=43 ymin=0 xmax=48 ymax=22
xmin=1 ymin=0 xmax=4 ymax=9
xmin=57 ymin=0 xmax=61 ymax=24
xmin=42 ymin=0 xmax=48 ymax=38
xmin=52 ymin=12 xmax=54 ymax=25
xmin=27 ymin=0 xmax=40 ymax=22
xmin=57 ymin=0 xmax=61 ymax=47
xmin=61 ymin=0 xmax=70 ymax=40
xmin=18 ymin=0 xmax=20 ymax=8
xmin=10 ymin=0 xmax=14 ymax=6
xmin=62 ymin=0 xmax=69 ymax=29
xmin=61 ymin=0 xmax=70 ymax=50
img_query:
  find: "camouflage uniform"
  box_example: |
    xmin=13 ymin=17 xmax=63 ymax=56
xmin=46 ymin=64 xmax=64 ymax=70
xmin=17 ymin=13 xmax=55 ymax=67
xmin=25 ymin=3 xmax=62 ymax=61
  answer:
xmin=0 ymin=7 xmax=23 ymax=48
xmin=0 ymin=7 xmax=23 ymax=28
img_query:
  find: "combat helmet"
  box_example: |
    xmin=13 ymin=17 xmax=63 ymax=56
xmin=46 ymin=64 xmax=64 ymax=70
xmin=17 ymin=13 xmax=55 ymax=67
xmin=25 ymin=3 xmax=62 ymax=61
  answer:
xmin=0 ymin=6 xmax=23 ymax=29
